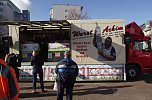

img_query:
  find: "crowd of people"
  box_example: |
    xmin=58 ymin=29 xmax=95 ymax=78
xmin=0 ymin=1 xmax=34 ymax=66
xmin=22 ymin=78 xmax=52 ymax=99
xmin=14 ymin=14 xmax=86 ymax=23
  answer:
xmin=0 ymin=34 xmax=116 ymax=100
xmin=0 ymin=50 xmax=79 ymax=100
xmin=0 ymin=33 xmax=116 ymax=100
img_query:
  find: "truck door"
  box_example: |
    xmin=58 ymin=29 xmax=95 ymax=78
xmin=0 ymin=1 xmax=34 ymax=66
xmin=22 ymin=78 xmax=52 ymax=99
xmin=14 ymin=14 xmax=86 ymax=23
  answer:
xmin=133 ymin=40 xmax=152 ymax=64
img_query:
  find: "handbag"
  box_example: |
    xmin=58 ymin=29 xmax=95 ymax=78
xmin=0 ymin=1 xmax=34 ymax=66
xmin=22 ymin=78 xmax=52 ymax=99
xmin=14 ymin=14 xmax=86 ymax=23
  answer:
xmin=53 ymin=81 xmax=57 ymax=91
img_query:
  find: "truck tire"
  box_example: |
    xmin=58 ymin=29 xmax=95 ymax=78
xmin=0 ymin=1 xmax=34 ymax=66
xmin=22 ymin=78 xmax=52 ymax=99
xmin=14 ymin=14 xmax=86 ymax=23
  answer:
xmin=126 ymin=65 xmax=141 ymax=80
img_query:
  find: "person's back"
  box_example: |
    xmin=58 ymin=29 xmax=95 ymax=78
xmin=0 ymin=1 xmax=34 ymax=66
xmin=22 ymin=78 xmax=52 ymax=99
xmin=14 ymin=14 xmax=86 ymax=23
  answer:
xmin=0 ymin=58 xmax=20 ymax=100
xmin=55 ymin=51 xmax=79 ymax=100
xmin=56 ymin=58 xmax=78 ymax=82
xmin=6 ymin=53 xmax=20 ymax=81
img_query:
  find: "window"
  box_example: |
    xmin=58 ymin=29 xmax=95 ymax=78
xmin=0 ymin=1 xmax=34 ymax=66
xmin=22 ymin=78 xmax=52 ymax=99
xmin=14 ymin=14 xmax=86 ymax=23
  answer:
xmin=0 ymin=2 xmax=3 ymax=5
xmin=0 ymin=8 xmax=3 ymax=12
xmin=7 ymin=3 xmax=12 ymax=9
xmin=134 ymin=40 xmax=151 ymax=51
xmin=0 ymin=15 xmax=3 ymax=17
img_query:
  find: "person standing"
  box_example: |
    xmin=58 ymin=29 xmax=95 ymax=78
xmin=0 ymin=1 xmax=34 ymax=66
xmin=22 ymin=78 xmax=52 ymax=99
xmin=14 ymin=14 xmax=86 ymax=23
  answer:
xmin=55 ymin=51 xmax=79 ymax=100
xmin=5 ymin=53 xmax=20 ymax=81
xmin=0 ymin=55 xmax=20 ymax=100
xmin=30 ymin=50 xmax=46 ymax=93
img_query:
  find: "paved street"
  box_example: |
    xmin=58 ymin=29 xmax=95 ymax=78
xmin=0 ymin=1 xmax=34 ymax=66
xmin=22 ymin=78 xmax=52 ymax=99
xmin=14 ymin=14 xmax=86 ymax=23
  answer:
xmin=19 ymin=74 xmax=152 ymax=100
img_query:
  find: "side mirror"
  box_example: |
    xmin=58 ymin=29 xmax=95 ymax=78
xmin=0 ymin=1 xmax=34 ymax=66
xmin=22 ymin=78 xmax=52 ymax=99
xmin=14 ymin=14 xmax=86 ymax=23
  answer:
xmin=124 ymin=33 xmax=131 ymax=44
xmin=2 ymin=36 xmax=13 ymax=47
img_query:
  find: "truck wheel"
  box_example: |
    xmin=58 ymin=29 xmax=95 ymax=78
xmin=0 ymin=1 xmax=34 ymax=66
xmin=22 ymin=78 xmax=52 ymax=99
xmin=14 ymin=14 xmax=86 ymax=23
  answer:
xmin=126 ymin=65 xmax=141 ymax=80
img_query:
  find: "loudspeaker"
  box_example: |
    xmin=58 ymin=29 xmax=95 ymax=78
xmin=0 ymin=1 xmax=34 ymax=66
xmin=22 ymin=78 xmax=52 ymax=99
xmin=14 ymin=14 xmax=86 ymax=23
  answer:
xmin=2 ymin=36 xmax=13 ymax=47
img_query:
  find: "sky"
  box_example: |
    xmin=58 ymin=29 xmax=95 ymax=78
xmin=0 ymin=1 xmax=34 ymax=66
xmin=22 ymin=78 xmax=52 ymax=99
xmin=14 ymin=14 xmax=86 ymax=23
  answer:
xmin=10 ymin=0 xmax=152 ymax=25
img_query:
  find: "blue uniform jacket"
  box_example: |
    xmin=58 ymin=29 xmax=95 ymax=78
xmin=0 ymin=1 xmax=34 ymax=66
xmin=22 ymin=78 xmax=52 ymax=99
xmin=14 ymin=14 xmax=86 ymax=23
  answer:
xmin=55 ymin=58 xmax=79 ymax=82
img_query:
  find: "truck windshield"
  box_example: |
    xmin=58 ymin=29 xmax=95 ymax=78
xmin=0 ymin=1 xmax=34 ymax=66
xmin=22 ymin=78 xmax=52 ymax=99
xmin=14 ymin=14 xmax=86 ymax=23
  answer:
xmin=134 ymin=40 xmax=151 ymax=52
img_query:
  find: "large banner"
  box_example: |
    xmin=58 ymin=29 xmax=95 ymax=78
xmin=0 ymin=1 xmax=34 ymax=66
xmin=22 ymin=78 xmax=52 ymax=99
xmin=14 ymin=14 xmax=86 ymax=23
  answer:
xmin=70 ymin=19 xmax=126 ymax=64
xmin=19 ymin=64 xmax=125 ymax=81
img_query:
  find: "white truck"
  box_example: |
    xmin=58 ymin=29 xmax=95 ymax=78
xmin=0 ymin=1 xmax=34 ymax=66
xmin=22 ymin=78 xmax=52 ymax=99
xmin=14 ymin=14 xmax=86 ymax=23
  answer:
xmin=1 ymin=19 xmax=126 ymax=81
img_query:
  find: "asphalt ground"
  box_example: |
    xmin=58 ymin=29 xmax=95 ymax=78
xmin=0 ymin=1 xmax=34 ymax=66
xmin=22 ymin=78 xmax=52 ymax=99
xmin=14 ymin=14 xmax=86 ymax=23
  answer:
xmin=19 ymin=74 xmax=152 ymax=100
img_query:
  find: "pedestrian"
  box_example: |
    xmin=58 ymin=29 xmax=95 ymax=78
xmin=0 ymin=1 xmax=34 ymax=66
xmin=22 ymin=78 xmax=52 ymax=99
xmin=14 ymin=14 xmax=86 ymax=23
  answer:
xmin=55 ymin=51 xmax=79 ymax=100
xmin=0 ymin=54 xmax=20 ymax=100
xmin=30 ymin=50 xmax=46 ymax=93
xmin=5 ymin=53 xmax=20 ymax=81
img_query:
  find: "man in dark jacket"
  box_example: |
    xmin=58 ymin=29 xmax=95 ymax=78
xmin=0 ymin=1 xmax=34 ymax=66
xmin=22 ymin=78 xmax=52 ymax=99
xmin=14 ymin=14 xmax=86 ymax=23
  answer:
xmin=0 ymin=54 xmax=20 ymax=100
xmin=5 ymin=53 xmax=20 ymax=81
xmin=55 ymin=51 xmax=79 ymax=100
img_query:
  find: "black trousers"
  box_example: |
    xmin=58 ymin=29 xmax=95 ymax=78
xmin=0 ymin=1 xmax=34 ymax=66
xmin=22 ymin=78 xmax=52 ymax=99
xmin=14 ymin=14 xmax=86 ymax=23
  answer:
xmin=57 ymin=78 xmax=75 ymax=100
xmin=13 ymin=67 xmax=19 ymax=81
xmin=32 ymin=70 xmax=44 ymax=90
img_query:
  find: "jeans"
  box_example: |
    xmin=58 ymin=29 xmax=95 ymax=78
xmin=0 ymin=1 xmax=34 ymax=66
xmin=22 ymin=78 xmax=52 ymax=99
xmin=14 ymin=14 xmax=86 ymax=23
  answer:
xmin=32 ymin=69 xmax=44 ymax=90
xmin=57 ymin=77 xmax=75 ymax=100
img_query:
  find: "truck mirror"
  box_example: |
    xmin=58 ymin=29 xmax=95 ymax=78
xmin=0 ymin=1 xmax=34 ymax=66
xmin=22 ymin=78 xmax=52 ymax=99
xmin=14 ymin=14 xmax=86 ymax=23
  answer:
xmin=2 ymin=36 xmax=13 ymax=47
xmin=124 ymin=33 xmax=131 ymax=44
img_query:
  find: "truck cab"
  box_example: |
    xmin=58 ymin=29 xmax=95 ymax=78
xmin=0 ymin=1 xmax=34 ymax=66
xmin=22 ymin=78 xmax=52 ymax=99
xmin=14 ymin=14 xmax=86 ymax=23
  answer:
xmin=125 ymin=22 xmax=152 ymax=79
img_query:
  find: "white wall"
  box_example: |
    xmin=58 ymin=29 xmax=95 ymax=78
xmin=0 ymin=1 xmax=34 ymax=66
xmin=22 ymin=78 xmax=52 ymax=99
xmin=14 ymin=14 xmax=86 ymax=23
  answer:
xmin=51 ymin=5 xmax=82 ymax=20
xmin=9 ymin=25 xmax=20 ymax=54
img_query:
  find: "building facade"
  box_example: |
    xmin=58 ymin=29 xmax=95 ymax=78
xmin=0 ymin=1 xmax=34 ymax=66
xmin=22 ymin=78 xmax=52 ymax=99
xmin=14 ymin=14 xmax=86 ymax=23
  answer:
xmin=0 ymin=0 xmax=30 ymax=21
xmin=0 ymin=0 xmax=20 ymax=21
xmin=14 ymin=10 xmax=30 ymax=21
xmin=143 ymin=20 xmax=152 ymax=39
xmin=0 ymin=0 xmax=30 ymax=45
xmin=50 ymin=4 xmax=83 ymax=20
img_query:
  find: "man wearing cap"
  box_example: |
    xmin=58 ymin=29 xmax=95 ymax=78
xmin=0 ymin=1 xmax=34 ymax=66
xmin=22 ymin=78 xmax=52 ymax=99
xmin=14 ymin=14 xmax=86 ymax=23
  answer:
xmin=55 ymin=51 xmax=79 ymax=100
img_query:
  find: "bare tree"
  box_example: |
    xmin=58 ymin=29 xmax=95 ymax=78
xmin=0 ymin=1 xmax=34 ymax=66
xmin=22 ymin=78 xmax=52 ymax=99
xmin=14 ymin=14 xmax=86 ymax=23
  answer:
xmin=67 ymin=9 xmax=88 ymax=20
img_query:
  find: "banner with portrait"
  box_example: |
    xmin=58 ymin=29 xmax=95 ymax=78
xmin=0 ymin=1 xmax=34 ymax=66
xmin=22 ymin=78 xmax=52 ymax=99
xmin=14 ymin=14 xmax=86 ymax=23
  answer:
xmin=70 ymin=19 xmax=126 ymax=64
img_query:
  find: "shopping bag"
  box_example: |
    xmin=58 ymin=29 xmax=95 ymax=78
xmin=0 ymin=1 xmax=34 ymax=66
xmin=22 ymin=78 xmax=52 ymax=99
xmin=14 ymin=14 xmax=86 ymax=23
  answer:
xmin=53 ymin=81 xmax=57 ymax=91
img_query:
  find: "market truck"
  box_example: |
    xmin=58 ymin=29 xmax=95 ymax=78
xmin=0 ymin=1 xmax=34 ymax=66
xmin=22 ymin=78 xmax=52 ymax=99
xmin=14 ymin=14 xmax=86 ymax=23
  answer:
xmin=69 ymin=19 xmax=126 ymax=81
xmin=0 ymin=19 xmax=152 ymax=81
xmin=125 ymin=22 xmax=152 ymax=79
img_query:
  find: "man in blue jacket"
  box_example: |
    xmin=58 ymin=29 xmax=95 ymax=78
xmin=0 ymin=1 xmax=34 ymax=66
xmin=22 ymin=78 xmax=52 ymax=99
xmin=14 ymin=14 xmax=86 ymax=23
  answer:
xmin=55 ymin=51 xmax=79 ymax=100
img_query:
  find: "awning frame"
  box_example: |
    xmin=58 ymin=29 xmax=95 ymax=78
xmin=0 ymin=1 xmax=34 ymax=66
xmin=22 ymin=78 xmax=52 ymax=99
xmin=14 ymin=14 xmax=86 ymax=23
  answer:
xmin=0 ymin=20 xmax=71 ymax=30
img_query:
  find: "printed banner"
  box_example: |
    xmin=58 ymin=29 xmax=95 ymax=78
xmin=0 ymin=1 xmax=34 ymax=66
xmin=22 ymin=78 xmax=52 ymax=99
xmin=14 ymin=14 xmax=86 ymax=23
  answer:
xmin=70 ymin=19 xmax=126 ymax=64
xmin=19 ymin=64 xmax=125 ymax=81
